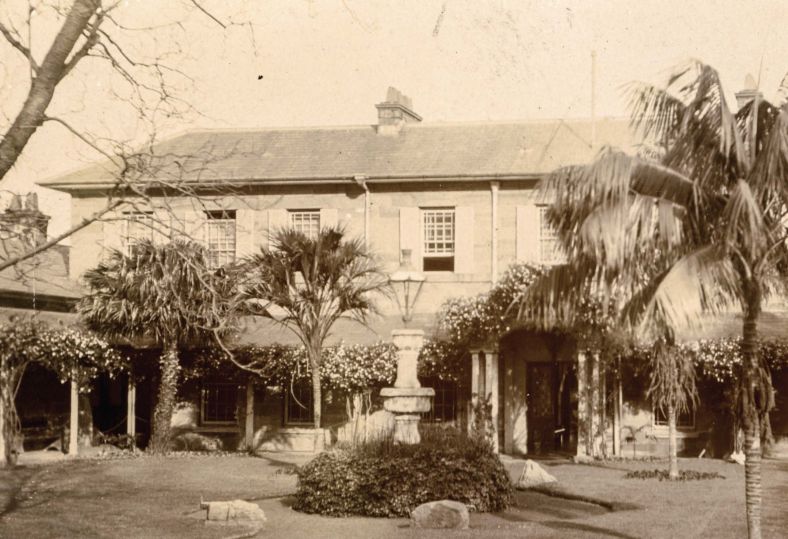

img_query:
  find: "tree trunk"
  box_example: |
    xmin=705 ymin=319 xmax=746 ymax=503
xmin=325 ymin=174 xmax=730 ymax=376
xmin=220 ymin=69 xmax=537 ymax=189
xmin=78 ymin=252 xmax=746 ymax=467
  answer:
xmin=668 ymin=402 xmax=679 ymax=480
xmin=310 ymin=357 xmax=324 ymax=452
xmin=0 ymin=370 xmax=11 ymax=468
xmin=741 ymin=290 xmax=763 ymax=539
xmin=0 ymin=0 xmax=100 ymax=182
xmin=148 ymin=343 xmax=180 ymax=455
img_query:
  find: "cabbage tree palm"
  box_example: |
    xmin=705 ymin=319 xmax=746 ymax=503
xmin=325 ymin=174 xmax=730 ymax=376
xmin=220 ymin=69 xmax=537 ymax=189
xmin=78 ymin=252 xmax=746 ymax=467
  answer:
xmin=521 ymin=61 xmax=784 ymax=538
xmin=79 ymin=240 xmax=232 ymax=454
xmin=236 ymin=227 xmax=387 ymax=450
xmin=647 ymin=338 xmax=698 ymax=479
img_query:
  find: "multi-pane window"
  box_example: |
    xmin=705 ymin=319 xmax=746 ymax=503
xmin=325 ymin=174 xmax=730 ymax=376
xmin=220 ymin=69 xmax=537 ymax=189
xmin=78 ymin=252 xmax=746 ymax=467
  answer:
xmin=422 ymin=208 xmax=455 ymax=271
xmin=201 ymin=382 xmax=238 ymax=424
xmin=205 ymin=210 xmax=236 ymax=269
xmin=285 ymin=382 xmax=314 ymax=425
xmin=420 ymin=380 xmax=457 ymax=424
xmin=538 ymin=206 xmax=563 ymax=264
xmin=289 ymin=210 xmax=321 ymax=239
xmin=654 ymin=404 xmax=695 ymax=429
xmin=123 ymin=211 xmax=154 ymax=256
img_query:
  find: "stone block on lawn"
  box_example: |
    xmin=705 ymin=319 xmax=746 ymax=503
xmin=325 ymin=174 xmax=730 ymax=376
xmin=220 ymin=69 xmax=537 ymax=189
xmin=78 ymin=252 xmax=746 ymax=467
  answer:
xmin=410 ymin=500 xmax=469 ymax=529
xmin=201 ymin=500 xmax=267 ymax=522
xmin=516 ymin=459 xmax=558 ymax=489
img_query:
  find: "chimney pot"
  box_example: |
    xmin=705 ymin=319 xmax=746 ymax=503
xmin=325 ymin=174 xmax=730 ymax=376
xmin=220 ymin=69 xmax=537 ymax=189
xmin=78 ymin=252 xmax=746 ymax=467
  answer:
xmin=735 ymin=74 xmax=763 ymax=110
xmin=376 ymin=87 xmax=422 ymax=133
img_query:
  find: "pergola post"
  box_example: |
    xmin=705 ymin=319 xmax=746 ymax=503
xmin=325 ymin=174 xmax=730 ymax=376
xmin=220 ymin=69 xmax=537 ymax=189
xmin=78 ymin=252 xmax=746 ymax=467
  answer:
xmin=68 ymin=369 xmax=79 ymax=456
xmin=591 ymin=352 xmax=601 ymax=457
xmin=245 ymin=382 xmax=255 ymax=450
xmin=470 ymin=351 xmax=481 ymax=435
xmin=576 ymin=352 xmax=588 ymax=456
xmin=126 ymin=378 xmax=136 ymax=440
xmin=484 ymin=349 xmax=499 ymax=453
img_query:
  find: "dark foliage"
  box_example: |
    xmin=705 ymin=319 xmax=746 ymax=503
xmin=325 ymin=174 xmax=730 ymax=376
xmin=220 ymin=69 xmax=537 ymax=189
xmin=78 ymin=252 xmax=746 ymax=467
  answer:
xmin=293 ymin=427 xmax=512 ymax=517
xmin=624 ymin=469 xmax=724 ymax=481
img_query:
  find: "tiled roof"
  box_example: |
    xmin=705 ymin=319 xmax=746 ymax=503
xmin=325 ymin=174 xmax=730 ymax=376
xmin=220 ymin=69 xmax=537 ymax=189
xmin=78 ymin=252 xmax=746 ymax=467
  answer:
xmin=676 ymin=311 xmax=788 ymax=342
xmin=238 ymin=312 xmax=443 ymax=347
xmin=39 ymin=118 xmax=633 ymax=190
xmin=0 ymin=244 xmax=81 ymax=306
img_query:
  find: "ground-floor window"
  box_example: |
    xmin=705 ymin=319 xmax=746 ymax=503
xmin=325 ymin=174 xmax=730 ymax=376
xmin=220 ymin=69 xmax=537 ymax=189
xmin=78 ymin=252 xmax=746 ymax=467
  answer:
xmin=653 ymin=404 xmax=695 ymax=429
xmin=421 ymin=379 xmax=458 ymax=424
xmin=201 ymin=382 xmax=238 ymax=424
xmin=285 ymin=382 xmax=314 ymax=425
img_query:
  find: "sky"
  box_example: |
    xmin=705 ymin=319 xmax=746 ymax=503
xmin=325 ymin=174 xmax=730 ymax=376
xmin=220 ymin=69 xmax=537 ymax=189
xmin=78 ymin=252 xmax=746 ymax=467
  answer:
xmin=2 ymin=0 xmax=788 ymax=236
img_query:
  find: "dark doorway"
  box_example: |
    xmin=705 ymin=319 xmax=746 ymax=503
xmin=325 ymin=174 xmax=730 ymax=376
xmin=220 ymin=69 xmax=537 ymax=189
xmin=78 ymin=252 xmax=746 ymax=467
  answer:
xmin=526 ymin=362 xmax=577 ymax=454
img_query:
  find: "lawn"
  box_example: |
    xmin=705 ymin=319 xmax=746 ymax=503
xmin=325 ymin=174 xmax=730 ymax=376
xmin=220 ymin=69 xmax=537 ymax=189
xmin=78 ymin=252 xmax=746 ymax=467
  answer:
xmin=0 ymin=453 xmax=785 ymax=538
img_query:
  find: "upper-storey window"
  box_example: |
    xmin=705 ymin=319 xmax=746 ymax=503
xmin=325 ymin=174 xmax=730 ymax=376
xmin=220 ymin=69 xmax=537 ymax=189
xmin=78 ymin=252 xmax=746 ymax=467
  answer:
xmin=422 ymin=208 xmax=455 ymax=272
xmin=205 ymin=210 xmax=236 ymax=269
xmin=123 ymin=211 xmax=154 ymax=256
xmin=538 ymin=206 xmax=564 ymax=264
xmin=289 ymin=210 xmax=321 ymax=239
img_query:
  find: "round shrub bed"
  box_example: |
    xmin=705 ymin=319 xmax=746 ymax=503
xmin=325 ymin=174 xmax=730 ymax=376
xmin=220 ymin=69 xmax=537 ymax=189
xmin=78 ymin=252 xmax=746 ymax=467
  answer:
xmin=293 ymin=428 xmax=513 ymax=517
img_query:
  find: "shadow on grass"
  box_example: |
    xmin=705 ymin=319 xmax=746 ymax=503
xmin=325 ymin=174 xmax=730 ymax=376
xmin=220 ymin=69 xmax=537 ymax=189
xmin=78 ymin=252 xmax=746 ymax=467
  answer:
xmin=540 ymin=520 xmax=640 ymax=539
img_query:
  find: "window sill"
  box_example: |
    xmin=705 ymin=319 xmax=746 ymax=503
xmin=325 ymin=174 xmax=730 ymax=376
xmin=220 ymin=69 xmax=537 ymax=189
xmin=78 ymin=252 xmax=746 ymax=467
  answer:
xmin=195 ymin=424 xmax=240 ymax=433
xmin=651 ymin=426 xmax=699 ymax=438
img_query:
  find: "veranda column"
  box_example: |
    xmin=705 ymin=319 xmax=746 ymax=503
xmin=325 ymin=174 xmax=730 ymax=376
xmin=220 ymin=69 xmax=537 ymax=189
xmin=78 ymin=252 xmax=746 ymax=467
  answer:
xmin=245 ymin=383 xmax=255 ymax=450
xmin=470 ymin=351 xmax=481 ymax=435
xmin=591 ymin=352 xmax=602 ymax=457
xmin=68 ymin=369 xmax=79 ymax=456
xmin=485 ymin=350 xmax=500 ymax=453
xmin=612 ymin=357 xmax=622 ymax=456
xmin=576 ymin=352 xmax=588 ymax=457
xmin=126 ymin=378 xmax=136 ymax=439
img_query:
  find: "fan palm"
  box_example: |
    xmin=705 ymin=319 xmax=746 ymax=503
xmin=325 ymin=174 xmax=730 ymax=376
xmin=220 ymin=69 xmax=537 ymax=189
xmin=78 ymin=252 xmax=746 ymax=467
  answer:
xmin=519 ymin=61 xmax=784 ymax=538
xmin=79 ymin=240 xmax=233 ymax=454
xmin=236 ymin=227 xmax=387 ymax=450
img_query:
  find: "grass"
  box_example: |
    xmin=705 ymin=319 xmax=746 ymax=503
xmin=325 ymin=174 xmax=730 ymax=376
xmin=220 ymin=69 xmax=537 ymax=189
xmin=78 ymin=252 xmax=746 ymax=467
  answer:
xmin=0 ymin=453 xmax=785 ymax=538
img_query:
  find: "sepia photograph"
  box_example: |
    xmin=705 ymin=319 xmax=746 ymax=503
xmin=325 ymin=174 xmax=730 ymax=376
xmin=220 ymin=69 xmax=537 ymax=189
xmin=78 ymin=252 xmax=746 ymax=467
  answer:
xmin=0 ymin=1 xmax=787 ymax=537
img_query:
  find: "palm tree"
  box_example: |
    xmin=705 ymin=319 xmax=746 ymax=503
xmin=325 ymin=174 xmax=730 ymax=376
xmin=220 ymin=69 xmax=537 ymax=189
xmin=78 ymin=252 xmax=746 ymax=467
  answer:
xmin=79 ymin=240 xmax=232 ymax=454
xmin=521 ymin=61 xmax=784 ymax=538
xmin=236 ymin=227 xmax=387 ymax=450
xmin=647 ymin=338 xmax=698 ymax=479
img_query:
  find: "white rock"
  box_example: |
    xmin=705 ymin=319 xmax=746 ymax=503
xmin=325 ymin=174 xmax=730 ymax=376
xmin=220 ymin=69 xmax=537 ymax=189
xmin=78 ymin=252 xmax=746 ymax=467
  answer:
xmin=516 ymin=459 xmax=558 ymax=488
xmin=202 ymin=500 xmax=267 ymax=522
xmin=411 ymin=500 xmax=469 ymax=529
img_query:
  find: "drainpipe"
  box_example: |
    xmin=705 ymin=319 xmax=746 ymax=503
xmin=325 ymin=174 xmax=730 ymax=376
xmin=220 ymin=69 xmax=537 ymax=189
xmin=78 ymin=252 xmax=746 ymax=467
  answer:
xmin=353 ymin=175 xmax=370 ymax=247
xmin=490 ymin=181 xmax=500 ymax=283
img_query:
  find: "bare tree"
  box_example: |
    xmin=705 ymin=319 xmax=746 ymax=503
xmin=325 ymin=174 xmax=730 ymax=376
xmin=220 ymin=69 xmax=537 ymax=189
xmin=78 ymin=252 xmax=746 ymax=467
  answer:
xmin=0 ymin=0 xmax=253 ymax=271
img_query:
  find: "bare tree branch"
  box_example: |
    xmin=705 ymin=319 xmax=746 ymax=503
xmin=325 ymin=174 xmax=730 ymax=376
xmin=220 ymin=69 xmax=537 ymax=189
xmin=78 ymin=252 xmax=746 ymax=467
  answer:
xmin=0 ymin=21 xmax=38 ymax=74
xmin=0 ymin=198 xmax=125 ymax=273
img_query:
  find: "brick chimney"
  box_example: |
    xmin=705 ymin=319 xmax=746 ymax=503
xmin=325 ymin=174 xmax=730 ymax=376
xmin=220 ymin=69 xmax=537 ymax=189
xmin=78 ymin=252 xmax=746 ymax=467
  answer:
xmin=0 ymin=193 xmax=50 ymax=246
xmin=735 ymin=74 xmax=763 ymax=110
xmin=376 ymin=87 xmax=422 ymax=134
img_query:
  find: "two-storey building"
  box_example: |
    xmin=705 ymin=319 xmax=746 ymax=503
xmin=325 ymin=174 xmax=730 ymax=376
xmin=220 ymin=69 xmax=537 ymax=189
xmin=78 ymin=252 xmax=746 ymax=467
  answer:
xmin=40 ymin=88 xmax=671 ymax=455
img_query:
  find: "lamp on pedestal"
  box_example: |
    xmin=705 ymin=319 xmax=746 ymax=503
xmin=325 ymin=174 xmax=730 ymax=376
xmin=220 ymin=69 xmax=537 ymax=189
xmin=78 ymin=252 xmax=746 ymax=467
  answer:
xmin=380 ymin=249 xmax=434 ymax=444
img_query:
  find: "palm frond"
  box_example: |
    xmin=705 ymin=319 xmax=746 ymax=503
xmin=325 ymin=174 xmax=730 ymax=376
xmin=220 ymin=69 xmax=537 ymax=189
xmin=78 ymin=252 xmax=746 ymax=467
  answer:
xmin=624 ymin=245 xmax=739 ymax=340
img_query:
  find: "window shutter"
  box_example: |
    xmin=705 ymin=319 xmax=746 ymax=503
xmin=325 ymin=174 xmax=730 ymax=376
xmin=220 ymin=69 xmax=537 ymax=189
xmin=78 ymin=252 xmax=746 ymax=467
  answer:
xmin=516 ymin=204 xmax=540 ymax=263
xmin=454 ymin=206 xmax=474 ymax=274
xmin=267 ymin=208 xmax=288 ymax=245
xmin=102 ymin=213 xmax=123 ymax=258
xmin=319 ymin=208 xmax=338 ymax=230
xmin=235 ymin=209 xmax=256 ymax=258
xmin=399 ymin=207 xmax=422 ymax=270
xmin=180 ymin=209 xmax=205 ymax=244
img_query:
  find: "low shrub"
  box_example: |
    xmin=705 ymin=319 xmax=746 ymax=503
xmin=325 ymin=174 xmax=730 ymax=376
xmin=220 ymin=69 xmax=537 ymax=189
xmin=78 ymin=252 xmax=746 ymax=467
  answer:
xmin=624 ymin=469 xmax=724 ymax=481
xmin=293 ymin=426 xmax=513 ymax=517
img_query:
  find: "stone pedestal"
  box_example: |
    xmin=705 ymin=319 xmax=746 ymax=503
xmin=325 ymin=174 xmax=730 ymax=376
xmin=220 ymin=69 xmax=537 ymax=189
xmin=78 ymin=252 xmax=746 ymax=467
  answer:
xmin=380 ymin=329 xmax=434 ymax=444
